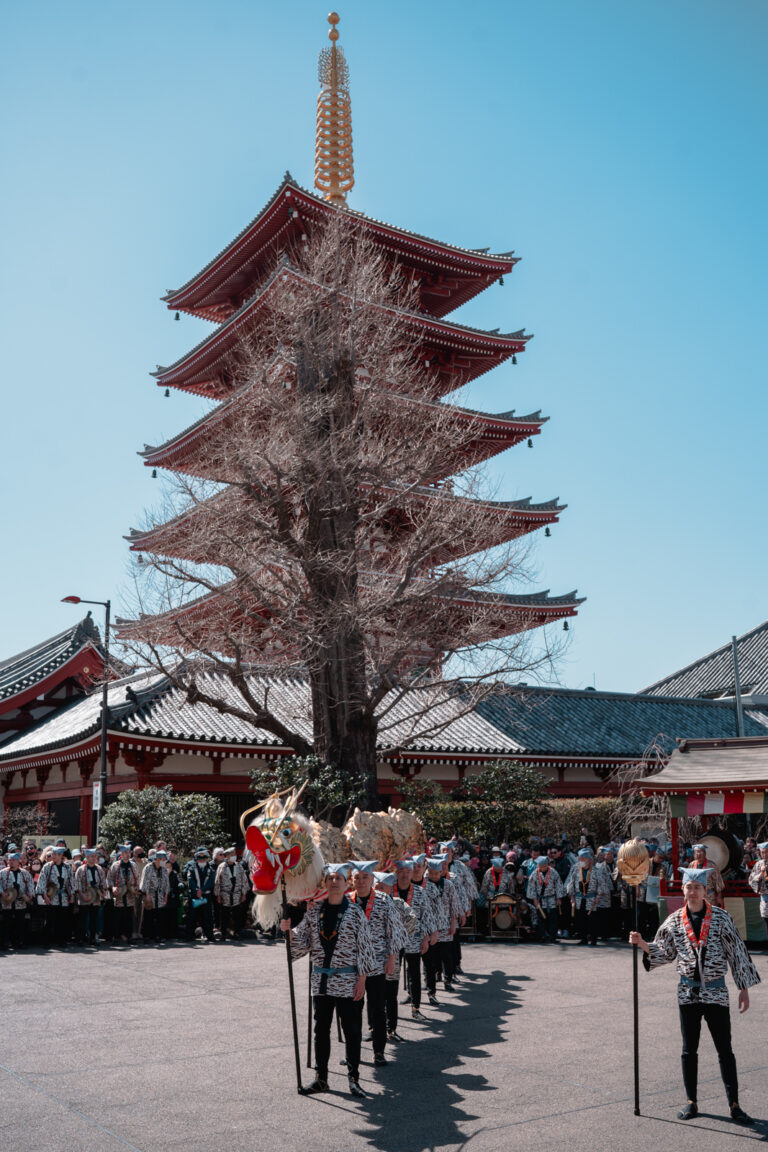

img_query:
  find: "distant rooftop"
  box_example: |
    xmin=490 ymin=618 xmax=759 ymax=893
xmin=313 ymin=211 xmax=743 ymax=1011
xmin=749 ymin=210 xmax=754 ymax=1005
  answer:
xmin=641 ymin=620 xmax=768 ymax=701
xmin=0 ymin=616 xmax=104 ymax=706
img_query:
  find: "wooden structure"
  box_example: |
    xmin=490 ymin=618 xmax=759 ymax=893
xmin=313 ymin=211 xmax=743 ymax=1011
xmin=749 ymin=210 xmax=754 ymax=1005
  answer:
xmin=641 ymin=736 xmax=768 ymax=940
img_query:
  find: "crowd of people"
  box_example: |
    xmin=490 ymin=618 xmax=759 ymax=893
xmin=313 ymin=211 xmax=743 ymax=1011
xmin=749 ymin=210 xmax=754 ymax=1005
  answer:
xmin=0 ymin=839 xmax=252 ymax=951
xmin=1 ymin=828 xmax=766 ymax=958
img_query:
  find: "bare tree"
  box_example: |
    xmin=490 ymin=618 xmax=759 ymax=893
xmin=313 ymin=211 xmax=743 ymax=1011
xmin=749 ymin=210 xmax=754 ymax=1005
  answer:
xmin=608 ymin=733 xmax=673 ymax=841
xmin=119 ymin=217 xmax=568 ymax=805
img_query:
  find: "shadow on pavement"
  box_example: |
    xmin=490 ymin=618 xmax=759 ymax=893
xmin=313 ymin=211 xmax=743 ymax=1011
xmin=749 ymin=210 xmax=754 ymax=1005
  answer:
xmin=308 ymin=968 xmax=525 ymax=1152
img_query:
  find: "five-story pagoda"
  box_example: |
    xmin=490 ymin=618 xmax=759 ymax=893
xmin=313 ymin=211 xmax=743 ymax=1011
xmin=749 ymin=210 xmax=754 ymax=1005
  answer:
xmin=119 ymin=14 xmax=582 ymax=803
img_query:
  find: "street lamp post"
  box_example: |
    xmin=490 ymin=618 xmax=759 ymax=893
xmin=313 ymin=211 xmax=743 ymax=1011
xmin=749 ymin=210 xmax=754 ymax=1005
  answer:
xmin=62 ymin=596 xmax=111 ymax=841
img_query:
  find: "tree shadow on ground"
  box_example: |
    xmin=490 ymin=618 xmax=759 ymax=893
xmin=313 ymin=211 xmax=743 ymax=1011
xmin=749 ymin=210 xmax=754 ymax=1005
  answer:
xmin=309 ymin=968 xmax=527 ymax=1152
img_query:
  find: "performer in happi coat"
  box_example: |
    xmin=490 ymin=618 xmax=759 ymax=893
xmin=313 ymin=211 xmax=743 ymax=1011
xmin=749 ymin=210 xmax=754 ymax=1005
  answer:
xmin=108 ymin=844 xmax=140 ymax=943
xmin=441 ymin=842 xmax=472 ymax=977
xmin=630 ymin=866 xmax=760 ymax=1125
xmin=748 ymin=841 xmax=768 ymax=940
xmin=566 ymin=847 xmax=611 ymax=946
xmin=37 ymin=844 xmax=75 ymax=948
xmin=0 ymin=850 xmax=35 ymax=950
xmin=424 ymin=855 xmax=462 ymax=1002
xmin=348 ymin=861 xmax=406 ymax=1066
xmin=280 ymin=862 xmax=376 ymax=1097
xmin=74 ymin=847 xmax=108 ymax=945
xmin=527 ymin=854 xmax=564 ymax=942
xmin=394 ymin=857 xmax=435 ymax=1022
xmin=139 ymin=849 xmax=171 ymax=943
xmin=214 ymin=846 xmax=249 ymax=941
xmin=478 ymin=855 xmax=515 ymax=932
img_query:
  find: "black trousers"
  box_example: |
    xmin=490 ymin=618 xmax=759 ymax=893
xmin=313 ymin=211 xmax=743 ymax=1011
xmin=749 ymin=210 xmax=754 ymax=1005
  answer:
xmin=425 ymin=941 xmax=454 ymax=992
xmin=384 ymin=975 xmax=399 ymax=1033
xmin=362 ymin=973 xmax=388 ymax=1055
xmin=574 ymin=902 xmax=598 ymax=943
xmin=142 ymin=906 xmax=167 ymax=941
xmin=313 ymin=995 xmax=361 ymax=1080
xmin=1 ymin=908 xmax=27 ymax=949
xmin=46 ymin=904 xmax=72 ymax=947
xmin=534 ymin=905 xmax=559 ymax=941
xmin=679 ymin=1002 xmax=739 ymax=1106
xmin=188 ymin=896 xmax=214 ymax=940
xmin=452 ymin=925 xmax=462 ymax=970
xmin=219 ymin=902 xmax=245 ymax=938
xmin=404 ymin=951 xmax=422 ymax=1010
xmin=114 ymin=902 xmax=134 ymax=939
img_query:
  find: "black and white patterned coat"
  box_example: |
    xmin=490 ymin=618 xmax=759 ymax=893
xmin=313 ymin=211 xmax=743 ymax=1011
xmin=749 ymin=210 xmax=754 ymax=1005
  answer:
xmin=214 ymin=860 xmax=249 ymax=906
xmin=748 ymin=860 xmax=768 ymax=919
xmin=431 ymin=876 xmax=463 ymax=942
xmin=565 ymin=862 xmax=612 ymax=912
xmin=479 ymin=867 xmax=515 ymax=901
xmin=395 ymin=882 xmax=435 ymax=954
xmin=644 ymin=905 xmax=761 ymax=1006
xmin=527 ymin=867 xmax=565 ymax=910
xmin=291 ymin=898 xmax=377 ymax=997
xmin=74 ymin=863 xmax=109 ymax=904
xmin=349 ymin=891 xmax=407 ymax=975
xmin=108 ymin=859 xmax=140 ymax=908
xmin=36 ymin=860 xmax=75 ymax=906
xmin=0 ymin=866 xmax=35 ymax=910
xmin=450 ymin=861 xmax=477 ymax=911
xmin=139 ymin=863 xmax=170 ymax=908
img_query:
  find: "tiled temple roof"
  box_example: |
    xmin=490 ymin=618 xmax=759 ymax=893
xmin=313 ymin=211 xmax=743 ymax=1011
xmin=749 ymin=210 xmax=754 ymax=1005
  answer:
xmin=0 ymin=617 xmax=103 ymax=705
xmin=642 ymin=621 xmax=768 ymax=701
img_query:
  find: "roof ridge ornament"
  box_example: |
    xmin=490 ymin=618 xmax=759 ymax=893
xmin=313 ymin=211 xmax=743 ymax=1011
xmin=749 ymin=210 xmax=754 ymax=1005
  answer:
xmin=315 ymin=12 xmax=354 ymax=206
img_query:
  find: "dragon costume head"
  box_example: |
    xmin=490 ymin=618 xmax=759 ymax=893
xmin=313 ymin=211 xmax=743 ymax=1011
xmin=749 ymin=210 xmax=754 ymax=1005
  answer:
xmin=240 ymin=784 xmax=325 ymax=928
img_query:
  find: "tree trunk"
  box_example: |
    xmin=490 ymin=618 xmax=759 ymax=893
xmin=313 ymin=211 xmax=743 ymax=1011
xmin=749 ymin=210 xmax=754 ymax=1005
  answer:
xmin=298 ymin=337 xmax=380 ymax=809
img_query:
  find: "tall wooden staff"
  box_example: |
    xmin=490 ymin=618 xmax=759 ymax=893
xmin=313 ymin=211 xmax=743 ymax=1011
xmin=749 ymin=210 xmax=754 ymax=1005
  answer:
xmin=281 ymin=876 xmax=305 ymax=1094
xmin=307 ymin=957 xmax=313 ymax=1068
xmin=617 ymin=839 xmax=650 ymax=1116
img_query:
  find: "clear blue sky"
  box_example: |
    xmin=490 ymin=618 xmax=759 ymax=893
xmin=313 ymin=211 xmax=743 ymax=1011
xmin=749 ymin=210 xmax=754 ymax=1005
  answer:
xmin=1 ymin=0 xmax=766 ymax=692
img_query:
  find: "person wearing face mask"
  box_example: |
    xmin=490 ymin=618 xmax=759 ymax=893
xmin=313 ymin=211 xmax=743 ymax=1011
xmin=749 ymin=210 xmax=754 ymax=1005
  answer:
xmin=527 ymin=855 xmax=564 ymax=943
xmin=140 ymin=849 xmax=170 ymax=943
xmin=108 ymin=844 xmax=140 ymax=944
xmin=631 ymin=867 xmax=759 ymax=1126
xmin=0 ymin=851 xmax=35 ymax=950
xmin=280 ymin=862 xmax=376 ymax=1097
xmin=214 ymin=847 xmax=248 ymax=941
xmin=74 ymin=847 xmax=109 ymax=945
xmin=37 ymin=845 xmax=75 ymax=948
xmin=565 ymin=847 xmax=611 ymax=946
xmin=187 ymin=847 xmax=216 ymax=942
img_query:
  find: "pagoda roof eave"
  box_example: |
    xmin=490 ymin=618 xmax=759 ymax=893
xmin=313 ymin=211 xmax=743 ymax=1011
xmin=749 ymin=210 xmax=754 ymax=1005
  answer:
xmin=163 ymin=174 xmax=520 ymax=322
xmin=153 ymin=263 xmax=530 ymax=398
xmin=140 ymin=388 xmax=549 ymax=473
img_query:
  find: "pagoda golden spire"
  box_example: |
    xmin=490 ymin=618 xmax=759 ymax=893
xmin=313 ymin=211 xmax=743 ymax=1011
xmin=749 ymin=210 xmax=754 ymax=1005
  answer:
xmin=314 ymin=12 xmax=354 ymax=205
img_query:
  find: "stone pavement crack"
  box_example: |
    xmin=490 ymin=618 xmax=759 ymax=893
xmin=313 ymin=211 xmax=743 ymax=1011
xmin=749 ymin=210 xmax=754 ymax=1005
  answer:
xmin=0 ymin=1062 xmax=146 ymax=1152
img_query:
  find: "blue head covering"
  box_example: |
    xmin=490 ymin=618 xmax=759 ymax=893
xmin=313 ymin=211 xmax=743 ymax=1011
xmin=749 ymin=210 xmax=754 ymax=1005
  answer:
xmin=426 ymin=855 xmax=447 ymax=870
xmin=410 ymin=853 xmax=426 ymax=867
xmin=757 ymin=842 xmax=768 ymax=852
xmin=692 ymin=844 xmax=706 ymax=853
xmin=349 ymin=860 xmax=378 ymax=874
xmin=394 ymin=859 xmax=413 ymax=870
xmin=374 ymin=872 xmax=397 ymax=887
xmin=491 ymin=856 xmax=505 ymax=868
xmin=536 ymin=855 xmax=549 ymax=867
xmin=679 ymin=866 xmax=713 ymax=886
xmin=8 ymin=852 xmax=21 ymax=861
xmin=578 ymin=848 xmax=593 ymax=860
xmin=323 ymin=862 xmax=352 ymax=879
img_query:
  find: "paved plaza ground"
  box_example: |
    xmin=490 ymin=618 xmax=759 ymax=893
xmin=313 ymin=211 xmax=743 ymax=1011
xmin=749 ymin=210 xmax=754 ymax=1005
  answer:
xmin=2 ymin=935 xmax=768 ymax=1152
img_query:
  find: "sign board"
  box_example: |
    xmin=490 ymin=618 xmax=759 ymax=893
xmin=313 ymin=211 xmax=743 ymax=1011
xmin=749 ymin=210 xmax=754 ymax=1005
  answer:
xmin=92 ymin=781 xmax=102 ymax=811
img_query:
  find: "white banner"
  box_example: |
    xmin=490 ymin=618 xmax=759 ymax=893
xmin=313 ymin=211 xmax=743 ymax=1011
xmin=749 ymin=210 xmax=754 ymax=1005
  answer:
xmin=92 ymin=781 xmax=102 ymax=811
